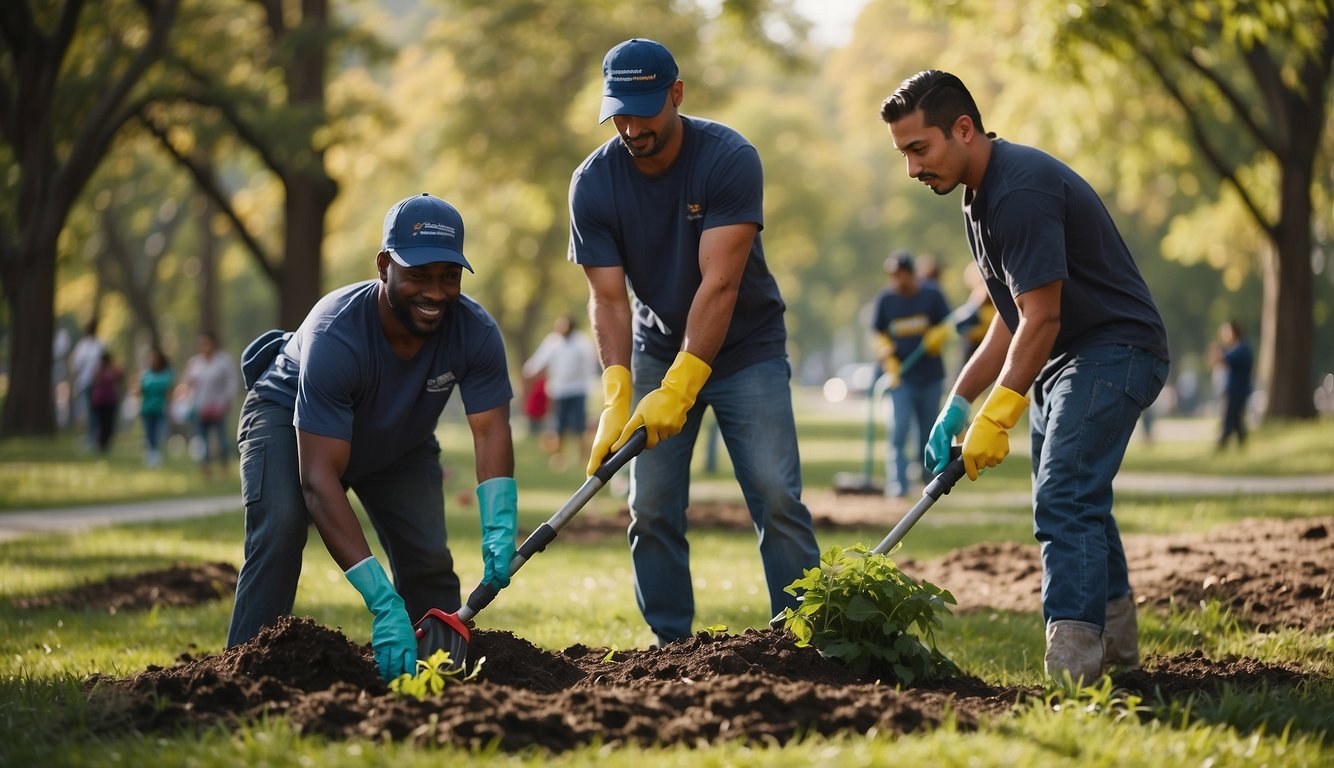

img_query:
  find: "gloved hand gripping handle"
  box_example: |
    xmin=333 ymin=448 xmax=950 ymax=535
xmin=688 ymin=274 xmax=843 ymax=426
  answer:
xmin=457 ymin=428 xmax=648 ymax=620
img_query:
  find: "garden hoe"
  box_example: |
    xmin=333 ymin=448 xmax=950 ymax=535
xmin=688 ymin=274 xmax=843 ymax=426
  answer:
xmin=775 ymin=446 xmax=966 ymax=628
xmin=832 ymin=344 xmax=926 ymax=495
xmin=414 ymin=427 xmax=648 ymax=672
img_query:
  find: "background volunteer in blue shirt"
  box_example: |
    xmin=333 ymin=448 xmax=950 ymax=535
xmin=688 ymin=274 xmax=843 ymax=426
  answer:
xmin=1213 ymin=320 xmax=1254 ymax=449
xmin=227 ymin=193 xmax=518 ymax=682
xmin=881 ymin=71 xmax=1170 ymax=683
xmin=568 ymin=38 xmax=821 ymax=645
xmin=870 ymin=249 xmax=952 ymax=497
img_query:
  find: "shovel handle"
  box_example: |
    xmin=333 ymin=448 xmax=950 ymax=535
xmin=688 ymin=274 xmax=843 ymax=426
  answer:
xmin=457 ymin=428 xmax=648 ymax=621
xmin=871 ymin=446 xmax=965 ymax=556
xmin=593 ymin=427 xmax=647 ymax=483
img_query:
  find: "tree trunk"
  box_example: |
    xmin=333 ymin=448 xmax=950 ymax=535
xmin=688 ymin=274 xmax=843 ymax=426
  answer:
xmin=278 ymin=171 xmax=336 ymax=328
xmin=198 ymin=196 xmax=221 ymax=335
xmin=1 ymin=236 xmax=57 ymax=435
xmin=1260 ymin=159 xmax=1317 ymax=419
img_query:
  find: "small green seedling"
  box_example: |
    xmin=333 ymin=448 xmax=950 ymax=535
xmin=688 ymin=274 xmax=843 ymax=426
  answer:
xmin=701 ymin=624 xmax=729 ymax=637
xmin=388 ymin=649 xmax=484 ymax=699
xmin=778 ymin=544 xmax=960 ymax=685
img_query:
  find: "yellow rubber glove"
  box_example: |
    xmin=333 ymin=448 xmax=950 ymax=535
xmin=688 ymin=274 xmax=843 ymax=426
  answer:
xmin=961 ymin=384 xmax=1028 ymax=481
xmin=614 ymin=351 xmax=711 ymax=450
xmin=586 ymin=365 xmax=632 ymax=476
xmin=882 ymin=354 xmax=901 ymax=389
xmin=875 ymin=332 xmax=901 ymax=388
xmin=922 ymin=324 xmax=950 ymax=356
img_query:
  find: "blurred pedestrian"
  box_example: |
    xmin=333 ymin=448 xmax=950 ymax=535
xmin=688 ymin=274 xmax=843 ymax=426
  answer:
xmin=178 ymin=331 xmax=239 ymax=478
xmin=1212 ymin=320 xmax=1254 ymax=449
xmin=88 ymin=350 xmax=124 ymax=453
xmin=522 ymin=374 xmax=549 ymax=439
xmin=522 ymin=314 xmax=598 ymax=471
xmin=68 ymin=317 xmax=104 ymax=449
xmin=870 ymin=250 xmax=952 ymax=497
xmin=138 ymin=346 xmax=174 ymax=467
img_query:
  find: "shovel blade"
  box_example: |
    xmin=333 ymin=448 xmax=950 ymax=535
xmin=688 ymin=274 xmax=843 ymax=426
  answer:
xmin=414 ymin=608 xmax=471 ymax=672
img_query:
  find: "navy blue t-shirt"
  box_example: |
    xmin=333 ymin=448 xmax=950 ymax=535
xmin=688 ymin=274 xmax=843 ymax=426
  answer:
xmin=251 ymin=281 xmax=512 ymax=480
xmin=568 ymin=116 xmax=788 ymax=379
xmin=870 ymin=284 xmax=951 ymax=386
xmin=1223 ymin=341 xmax=1254 ymax=399
xmin=962 ymin=140 xmax=1169 ymax=381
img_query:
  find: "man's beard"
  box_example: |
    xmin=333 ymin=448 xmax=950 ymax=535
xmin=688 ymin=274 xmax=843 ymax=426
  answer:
xmin=387 ymin=288 xmax=451 ymax=338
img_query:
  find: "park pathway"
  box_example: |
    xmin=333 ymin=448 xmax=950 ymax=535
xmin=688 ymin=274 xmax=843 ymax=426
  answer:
xmin=3 ymin=470 xmax=1333 ymax=543
xmin=0 ymin=495 xmax=239 ymax=543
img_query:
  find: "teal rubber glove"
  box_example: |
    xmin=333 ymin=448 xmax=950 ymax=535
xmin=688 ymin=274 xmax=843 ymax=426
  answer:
xmin=344 ymin=555 xmax=416 ymax=682
xmin=477 ymin=477 xmax=518 ymax=589
xmin=925 ymin=394 xmax=971 ymax=475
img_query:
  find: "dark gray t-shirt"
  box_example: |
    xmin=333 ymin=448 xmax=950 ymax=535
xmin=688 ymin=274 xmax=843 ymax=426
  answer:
xmin=568 ymin=116 xmax=788 ymax=379
xmin=251 ymin=280 xmax=511 ymax=480
xmin=962 ymin=140 xmax=1169 ymax=379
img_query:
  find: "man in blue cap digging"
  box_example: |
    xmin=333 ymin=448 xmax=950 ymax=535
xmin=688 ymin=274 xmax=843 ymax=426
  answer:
xmin=568 ymin=38 xmax=821 ymax=645
xmin=227 ymin=193 xmax=518 ymax=682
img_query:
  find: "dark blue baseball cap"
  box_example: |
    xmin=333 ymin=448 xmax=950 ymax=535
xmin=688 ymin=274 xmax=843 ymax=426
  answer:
xmin=599 ymin=38 xmax=679 ymax=123
xmin=381 ymin=193 xmax=472 ymax=272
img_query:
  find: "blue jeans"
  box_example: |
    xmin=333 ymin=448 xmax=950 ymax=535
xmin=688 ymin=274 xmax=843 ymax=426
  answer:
xmin=197 ymin=415 xmax=229 ymax=467
xmin=1030 ymin=344 xmax=1167 ymax=626
xmin=886 ymin=379 xmax=944 ymax=495
xmin=628 ymin=354 xmax=821 ymax=644
xmin=226 ymin=391 xmax=461 ymax=647
xmin=141 ymin=412 xmax=166 ymax=452
xmin=552 ymin=394 xmax=587 ymax=436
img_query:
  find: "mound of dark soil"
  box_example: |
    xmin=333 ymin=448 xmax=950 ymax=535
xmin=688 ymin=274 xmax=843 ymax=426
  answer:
xmin=13 ymin=561 xmax=237 ymax=612
xmin=902 ymin=516 xmax=1334 ymax=631
xmin=63 ymin=515 xmax=1333 ymax=752
xmin=83 ymin=613 xmax=1322 ymax=753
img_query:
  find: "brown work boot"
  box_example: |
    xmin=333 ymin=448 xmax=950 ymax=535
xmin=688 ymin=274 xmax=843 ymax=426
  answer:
xmin=1102 ymin=594 xmax=1140 ymax=671
xmin=1044 ymin=620 xmax=1104 ymax=685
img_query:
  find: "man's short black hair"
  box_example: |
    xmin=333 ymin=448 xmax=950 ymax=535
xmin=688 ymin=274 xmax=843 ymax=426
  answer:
xmin=880 ymin=70 xmax=986 ymax=138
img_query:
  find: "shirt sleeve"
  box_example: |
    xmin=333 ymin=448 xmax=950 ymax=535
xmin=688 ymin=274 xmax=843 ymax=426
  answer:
xmin=459 ymin=320 xmax=513 ymax=415
xmin=702 ymin=145 xmax=764 ymax=231
xmin=293 ymin=332 xmax=361 ymax=441
xmin=568 ymin=165 xmax=623 ymax=268
xmin=988 ymin=187 xmax=1069 ymax=297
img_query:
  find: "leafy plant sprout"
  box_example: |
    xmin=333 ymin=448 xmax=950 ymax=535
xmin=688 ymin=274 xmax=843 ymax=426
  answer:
xmin=778 ymin=544 xmax=961 ymax=684
xmin=388 ymin=649 xmax=484 ymax=699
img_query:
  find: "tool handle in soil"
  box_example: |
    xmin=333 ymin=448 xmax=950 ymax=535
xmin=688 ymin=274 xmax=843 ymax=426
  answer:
xmin=457 ymin=428 xmax=647 ymax=621
xmin=871 ymin=447 xmax=965 ymax=556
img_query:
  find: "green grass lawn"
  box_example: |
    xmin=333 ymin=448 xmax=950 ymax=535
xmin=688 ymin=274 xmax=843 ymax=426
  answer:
xmin=1 ymin=400 xmax=1331 ymax=765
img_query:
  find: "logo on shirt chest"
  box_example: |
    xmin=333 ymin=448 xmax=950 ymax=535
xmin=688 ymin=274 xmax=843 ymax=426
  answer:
xmin=426 ymin=371 xmax=456 ymax=394
xmin=686 ymin=202 xmax=703 ymax=222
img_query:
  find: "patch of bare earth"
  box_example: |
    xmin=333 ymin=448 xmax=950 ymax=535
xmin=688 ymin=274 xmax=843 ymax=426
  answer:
xmin=63 ymin=516 xmax=1332 ymax=752
xmin=12 ymin=561 xmax=237 ymax=612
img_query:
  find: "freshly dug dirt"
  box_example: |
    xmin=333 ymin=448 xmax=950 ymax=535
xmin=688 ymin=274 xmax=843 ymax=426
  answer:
xmin=12 ymin=561 xmax=237 ymax=612
xmin=64 ymin=515 xmax=1332 ymax=752
xmin=901 ymin=516 xmax=1334 ymax=632
xmin=82 ymin=614 xmax=1316 ymax=753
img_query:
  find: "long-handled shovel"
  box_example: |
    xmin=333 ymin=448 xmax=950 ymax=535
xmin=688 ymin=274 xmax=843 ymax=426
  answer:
xmin=773 ymin=447 xmax=967 ymax=629
xmin=415 ymin=427 xmax=648 ymax=671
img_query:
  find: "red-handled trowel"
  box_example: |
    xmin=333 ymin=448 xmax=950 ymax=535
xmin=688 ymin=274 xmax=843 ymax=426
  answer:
xmin=414 ymin=427 xmax=648 ymax=671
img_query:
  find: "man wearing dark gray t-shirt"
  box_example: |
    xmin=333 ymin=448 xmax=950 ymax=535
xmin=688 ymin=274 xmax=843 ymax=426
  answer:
xmin=227 ymin=194 xmax=517 ymax=684
xmin=882 ymin=71 xmax=1169 ymax=684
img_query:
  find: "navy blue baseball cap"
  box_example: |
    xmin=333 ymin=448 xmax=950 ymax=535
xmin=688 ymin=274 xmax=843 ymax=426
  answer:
xmin=381 ymin=193 xmax=472 ymax=272
xmin=599 ymin=38 xmax=679 ymax=123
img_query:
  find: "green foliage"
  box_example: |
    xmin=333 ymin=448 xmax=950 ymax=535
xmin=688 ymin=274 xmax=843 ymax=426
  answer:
xmin=1043 ymin=675 xmax=1148 ymax=722
xmin=701 ymin=624 xmax=729 ymax=637
xmin=388 ymin=649 xmax=482 ymax=699
xmin=779 ymin=544 xmax=960 ymax=684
